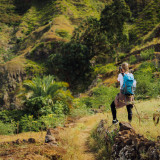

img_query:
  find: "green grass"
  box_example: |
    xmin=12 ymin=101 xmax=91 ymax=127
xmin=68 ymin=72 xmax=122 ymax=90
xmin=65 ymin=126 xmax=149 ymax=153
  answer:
xmin=17 ymin=0 xmax=106 ymax=37
xmin=130 ymin=0 xmax=160 ymax=45
xmin=94 ymin=63 xmax=117 ymax=75
xmin=140 ymin=48 xmax=154 ymax=60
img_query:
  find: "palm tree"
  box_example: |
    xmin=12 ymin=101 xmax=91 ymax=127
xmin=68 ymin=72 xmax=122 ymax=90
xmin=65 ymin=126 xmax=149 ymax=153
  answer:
xmin=23 ymin=75 xmax=70 ymax=98
xmin=19 ymin=75 xmax=73 ymax=116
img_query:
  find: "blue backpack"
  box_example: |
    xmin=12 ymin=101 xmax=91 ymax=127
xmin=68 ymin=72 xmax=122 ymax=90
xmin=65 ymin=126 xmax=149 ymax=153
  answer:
xmin=122 ymin=73 xmax=135 ymax=95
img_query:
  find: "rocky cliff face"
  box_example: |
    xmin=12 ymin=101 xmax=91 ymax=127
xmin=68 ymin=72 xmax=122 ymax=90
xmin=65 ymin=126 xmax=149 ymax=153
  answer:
xmin=96 ymin=120 xmax=160 ymax=160
xmin=0 ymin=54 xmax=47 ymax=109
xmin=0 ymin=56 xmax=26 ymax=109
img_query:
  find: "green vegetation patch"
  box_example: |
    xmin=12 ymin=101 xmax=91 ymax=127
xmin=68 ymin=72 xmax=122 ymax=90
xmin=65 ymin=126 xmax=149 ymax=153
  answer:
xmin=94 ymin=63 xmax=117 ymax=75
xmin=134 ymin=62 xmax=160 ymax=99
xmin=0 ymin=0 xmax=21 ymax=25
xmin=129 ymin=55 xmax=137 ymax=64
xmin=76 ymin=85 xmax=119 ymax=110
xmin=18 ymin=0 xmax=106 ymax=36
xmin=89 ymin=124 xmax=118 ymax=160
xmin=25 ymin=60 xmax=47 ymax=76
xmin=129 ymin=0 xmax=160 ymax=45
xmin=140 ymin=48 xmax=155 ymax=60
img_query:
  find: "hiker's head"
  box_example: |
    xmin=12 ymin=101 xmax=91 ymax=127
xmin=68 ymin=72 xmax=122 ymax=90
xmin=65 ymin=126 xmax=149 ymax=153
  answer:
xmin=122 ymin=62 xmax=129 ymax=72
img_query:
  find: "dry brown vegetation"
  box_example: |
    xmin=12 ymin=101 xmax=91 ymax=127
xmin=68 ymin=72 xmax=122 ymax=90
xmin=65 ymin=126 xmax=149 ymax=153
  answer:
xmin=0 ymin=99 xmax=159 ymax=159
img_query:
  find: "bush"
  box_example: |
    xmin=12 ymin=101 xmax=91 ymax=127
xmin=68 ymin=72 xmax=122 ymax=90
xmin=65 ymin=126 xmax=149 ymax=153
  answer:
xmin=89 ymin=125 xmax=117 ymax=160
xmin=19 ymin=113 xmax=65 ymax=133
xmin=119 ymin=52 xmax=126 ymax=60
xmin=94 ymin=63 xmax=117 ymax=75
xmin=140 ymin=48 xmax=154 ymax=60
xmin=19 ymin=115 xmax=42 ymax=132
xmin=134 ymin=62 xmax=160 ymax=99
xmin=0 ymin=47 xmax=16 ymax=63
xmin=19 ymin=100 xmax=66 ymax=132
xmin=0 ymin=121 xmax=16 ymax=135
xmin=39 ymin=113 xmax=65 ymax=129
xmin=77 ymin=86 xmax=119 ymax=110
xmin=25 ymin=96 xmax=49 ymax=118
xmin=0 ymin=110 xmax=24 ymax=123
xmin=91 ymin=86 xmax=119 ymax=109
xmin=71 ymin=98 xmax=93 ymax=118
xmin=129 ymin=55 xmax=137 ymax=64
xmin=22 ymin=75 xmax=73 ymax=117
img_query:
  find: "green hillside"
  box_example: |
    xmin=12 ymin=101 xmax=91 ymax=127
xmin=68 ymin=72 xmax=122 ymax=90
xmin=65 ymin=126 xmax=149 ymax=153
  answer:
xmin=0 ymin=1 xmax=160 ymax=159
xmin=0 ymin=0 xmax=159 ymax=147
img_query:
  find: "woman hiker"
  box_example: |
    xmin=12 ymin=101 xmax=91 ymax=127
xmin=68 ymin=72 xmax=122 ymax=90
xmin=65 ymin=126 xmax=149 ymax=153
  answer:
xmin=110 ymin=62 xmax=136 ymax=124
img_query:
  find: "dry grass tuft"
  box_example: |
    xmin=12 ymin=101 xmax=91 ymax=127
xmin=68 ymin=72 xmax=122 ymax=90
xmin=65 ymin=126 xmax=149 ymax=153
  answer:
xmin=108 ymin=98 xmax=160 ymax=140
xmin=0 ymin=131 xmax=46 ymax=143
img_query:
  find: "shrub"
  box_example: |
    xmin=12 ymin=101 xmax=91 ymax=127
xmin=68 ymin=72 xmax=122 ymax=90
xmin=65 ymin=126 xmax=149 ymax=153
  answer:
xmin=25 ymin=96 xmax=49 ymax=118
xmin=19 ymin=115 xmax=41 ymax=132
xmin=77 ymin=86 xmax=119 ymax=110
xmin=134 ymin=62 xmax=160 ymax=99
xmin=140 ymin=48 xmax=154 ymax=60
xmin=71 ymin=98 xmax=93 ymax=118
xmin=119 ymin=52 xmax=126 ymax=60
xmin=0 ymin=121 xmax=16 ymax=135
xmin=129 ymin=55 xmax=137 ymax=64
xmin=90 ymin=86 xmax=119 ymax=109
xmin=94 ymin=63 xmax=116 ymax=75
xmin=0 ymin=47 xmax=16 ymax=63
xmin=0 ymin=110 xmax=24 ymax=123
xmin=39 ymin=113 xmax=65 ymax=129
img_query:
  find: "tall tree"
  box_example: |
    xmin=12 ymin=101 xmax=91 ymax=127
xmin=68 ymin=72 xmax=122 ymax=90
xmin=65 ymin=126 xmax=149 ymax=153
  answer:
xmin=100 ymin=0 xmax=131 ymax=62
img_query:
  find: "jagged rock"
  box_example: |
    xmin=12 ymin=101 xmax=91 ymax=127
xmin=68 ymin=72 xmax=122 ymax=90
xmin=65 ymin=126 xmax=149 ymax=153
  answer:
xmin=15 ymin=139 xmax=21 ymax=145
xmin=28 ymin=138 xmax=36 ymax=143
xmin=95 ymin=120 xmax=160 ymax=160
xmin=147 ymin=146 xmax=160 ymax=160
xmin=119 ymin=122 xmax=134 ymax=131
xmin=45 ymin=135 xmax=56 ymax=143
xmin=112 ymin=122 xmax=160 ymax=160
xmin=118 ymin=145 xmax=137 ymax=160
xmin=23 ymin=139 xmax=27 ymax=143
xmin=45 ymin=128 xmax=64 ymax=145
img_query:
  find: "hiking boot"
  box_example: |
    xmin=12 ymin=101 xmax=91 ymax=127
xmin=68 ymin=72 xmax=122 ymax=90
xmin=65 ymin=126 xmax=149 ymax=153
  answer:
xmin=112 ymin=119 xmax=119 ymax=124
xmin=128 ymin=119 xmax=132 ymax=123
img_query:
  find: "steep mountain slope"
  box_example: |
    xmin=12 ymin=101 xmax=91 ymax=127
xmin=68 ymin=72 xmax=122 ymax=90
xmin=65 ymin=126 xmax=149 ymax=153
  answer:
xmin=129 ymin=0 xmax=160 ymax=45
xmin=0 ymin=0 xmax=160 ymax=109
xmin=0 ymin=0 xmax=106 ymax=108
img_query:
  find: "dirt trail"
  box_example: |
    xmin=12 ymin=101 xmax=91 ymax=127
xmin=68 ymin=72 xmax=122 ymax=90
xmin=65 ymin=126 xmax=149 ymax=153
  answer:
xmin=60 ymin=113 xmax=107 ymax=160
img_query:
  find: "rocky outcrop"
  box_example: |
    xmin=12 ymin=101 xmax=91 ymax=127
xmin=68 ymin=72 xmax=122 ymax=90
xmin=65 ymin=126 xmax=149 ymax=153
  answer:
xmin=0 ymin=54 xmax=47 ymax=109
xmin=45 ymin=127 xmax=64 ymax=145
xmin=0 ymin=58 xmax=26 ymax=109
xmin=0 ymin=138 xmax=36 ymax=147
xmin=96 ymin=120 xmax=160 ymax=160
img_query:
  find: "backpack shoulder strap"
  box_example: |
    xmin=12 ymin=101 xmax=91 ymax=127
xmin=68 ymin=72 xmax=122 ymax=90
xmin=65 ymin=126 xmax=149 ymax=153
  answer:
xmin=121 ymin=73 xmax=124 ymax=77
